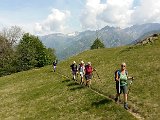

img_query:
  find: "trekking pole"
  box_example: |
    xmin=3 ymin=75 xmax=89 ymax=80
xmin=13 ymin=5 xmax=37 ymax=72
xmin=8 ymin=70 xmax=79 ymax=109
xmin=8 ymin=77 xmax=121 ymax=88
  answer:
xmin=95 ymin=71 xmax=101 ymax=80
xmin=118 ymin=79 xmax=121 ymax=103
xmin=128 ymin=77 xmax=134 ymax=95
xmin=93 ymin=68 xmax=101 ymax=80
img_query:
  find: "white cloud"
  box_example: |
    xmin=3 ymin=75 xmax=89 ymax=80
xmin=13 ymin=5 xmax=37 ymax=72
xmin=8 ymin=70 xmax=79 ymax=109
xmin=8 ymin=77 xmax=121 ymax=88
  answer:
xmin=99 ymin=0 xmax=134 ymax=27
xmin=34 ymin=8 xmax=71 ymax=35
xmin=80 ymin=0 xmax=160 ymax=29
xmin=131 ymin=0 xmax=160 ymax=24
xmin=80 ymin=0 xmax=107 ymax=29
xmin=80 ymin=0 xmax=134 ymax=29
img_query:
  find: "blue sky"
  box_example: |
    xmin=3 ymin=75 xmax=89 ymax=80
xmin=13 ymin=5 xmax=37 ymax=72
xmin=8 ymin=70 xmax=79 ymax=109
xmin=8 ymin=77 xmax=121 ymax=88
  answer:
xmin=0 ymin=0 xmax=160 ymax=35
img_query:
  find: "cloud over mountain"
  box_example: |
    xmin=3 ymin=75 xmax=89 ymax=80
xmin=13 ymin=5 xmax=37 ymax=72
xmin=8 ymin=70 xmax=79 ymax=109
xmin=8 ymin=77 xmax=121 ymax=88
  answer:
xmin=80 ymin=0 xmax=160 ymax=29
xmin=131 ymin=0 xmax=160 ymax=24
xmin=34 ymin=8 xmax=71 ymax=34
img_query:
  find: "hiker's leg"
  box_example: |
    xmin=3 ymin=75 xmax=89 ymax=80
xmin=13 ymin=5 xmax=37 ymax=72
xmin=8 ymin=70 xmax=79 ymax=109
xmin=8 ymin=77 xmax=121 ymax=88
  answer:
xmin=85 ymin=75 xmax=88 ymax=86
xmin=54 ymin=66 xmax=56 ymax=72
xmin=80 ymin=73 xmax=83 ymax=84
xmin=89 ymin=74 xmax=92 ymax=86
xmin=124 ymin=93 xmax=128 ymax=103
xmin=123 ymin=86 xmax=129 ymax=110
xmin=81 ymin=73 xmax=84 ymax=83
xmin=124 ymin=85 xmax=128 ymax=103
xmin=73 ymin=74 xmax=76 ymax=80
xmin=73 ymin=72 xmax=76 ymax=80
xmin=86 ymin=80 xmax=89 ymax=86
xmin=82 ymin=77 xmax=84 ymax=84
xmin=115 ymin=81 xmax=120 ymax=102
xmin=116 ymin=93 xmax=120 ymax=99
xmin=81 ymin=77 xmax=84 ymax=84
xmin=88 ymin=79 xmax=91 ymax=86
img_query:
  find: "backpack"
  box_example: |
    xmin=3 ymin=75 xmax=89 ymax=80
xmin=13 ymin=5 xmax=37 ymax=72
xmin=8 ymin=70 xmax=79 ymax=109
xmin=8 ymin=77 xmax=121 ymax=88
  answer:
xmin=79 ymin=64 xmax=84 ymax=72
xmin=85 ymin=65 xmax=92 ymax=74
xmin=114 ymin=70 xmax=128 ymax=81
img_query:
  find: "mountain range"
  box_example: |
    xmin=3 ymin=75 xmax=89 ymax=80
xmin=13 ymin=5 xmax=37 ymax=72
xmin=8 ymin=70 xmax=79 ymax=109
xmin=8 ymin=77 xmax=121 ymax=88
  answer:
xmin=39 ymin=23 xmax=160 ymax=60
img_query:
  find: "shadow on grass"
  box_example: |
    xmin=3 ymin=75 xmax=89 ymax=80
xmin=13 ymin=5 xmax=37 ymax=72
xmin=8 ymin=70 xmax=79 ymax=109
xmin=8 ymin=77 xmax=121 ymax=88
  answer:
xmin=62 ymin=79 xmax=71 ymax=83
xmin=70 ymin=86 xmax=85 ymax=91
xmin=92 ymin=99 xmax=112 ymax=108
xmin=67 ymin=82 xmax=79 ymax=86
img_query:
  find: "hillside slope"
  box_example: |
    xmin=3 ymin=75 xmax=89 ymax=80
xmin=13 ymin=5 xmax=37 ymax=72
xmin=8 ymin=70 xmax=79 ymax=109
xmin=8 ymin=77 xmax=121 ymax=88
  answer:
xmin=57 ymin=35 xmax=160 ymax=120
xmin=0 ymin=35 xmax=159 ymax=120
xmin=0 ymin=65 xmax=136 ymax=119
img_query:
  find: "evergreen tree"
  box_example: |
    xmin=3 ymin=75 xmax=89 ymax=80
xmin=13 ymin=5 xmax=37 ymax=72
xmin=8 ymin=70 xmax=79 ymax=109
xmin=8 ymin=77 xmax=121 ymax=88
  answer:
xmin=90 ymin=38 xmax=105 ymax=50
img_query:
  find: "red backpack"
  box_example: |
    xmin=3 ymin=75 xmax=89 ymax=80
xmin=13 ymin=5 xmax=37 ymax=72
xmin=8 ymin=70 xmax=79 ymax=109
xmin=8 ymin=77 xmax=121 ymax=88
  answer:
xmin=85 ymin=65 xmax=92 ymax=74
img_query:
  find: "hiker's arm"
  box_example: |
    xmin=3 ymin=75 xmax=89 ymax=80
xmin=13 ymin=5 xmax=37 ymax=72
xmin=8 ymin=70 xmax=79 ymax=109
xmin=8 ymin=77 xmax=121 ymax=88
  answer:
xmin=128 ymin=76 xmax=134 ymax=80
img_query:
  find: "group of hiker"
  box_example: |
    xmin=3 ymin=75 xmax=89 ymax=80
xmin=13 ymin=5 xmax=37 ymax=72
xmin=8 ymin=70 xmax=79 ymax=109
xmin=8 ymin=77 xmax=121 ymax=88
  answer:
xmin=53 ymin=60 xmax=134 ymax=110
xmin=70 ymin=61 xmax=95 ymax=87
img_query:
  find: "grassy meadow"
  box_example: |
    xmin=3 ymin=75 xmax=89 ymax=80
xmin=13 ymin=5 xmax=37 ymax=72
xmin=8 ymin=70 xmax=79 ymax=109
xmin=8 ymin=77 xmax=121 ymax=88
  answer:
xmin=57 ymin=36 xmax=160 ymax=120
xmin=0 ymin=36 xmax=160 ymax=120
xmin=0 ymin=66 xmax=136 ymax=120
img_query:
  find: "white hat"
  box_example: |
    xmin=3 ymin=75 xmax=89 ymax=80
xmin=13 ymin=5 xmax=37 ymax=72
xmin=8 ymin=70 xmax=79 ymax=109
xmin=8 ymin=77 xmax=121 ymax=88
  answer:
xmin=81 ymin=61 xmax=84 ymax=64
xmin=73 ymin=61 xmax=76 ymax=64
xmin=121 ymin=62 xmax=126 ymax=66
xmin=88 ymin=62 xmax=91 ymax=65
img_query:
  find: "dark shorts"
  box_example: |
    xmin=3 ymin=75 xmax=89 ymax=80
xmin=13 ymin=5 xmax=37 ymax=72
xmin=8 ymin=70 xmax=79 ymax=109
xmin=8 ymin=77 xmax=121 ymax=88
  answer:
xmin=116 ymin=81 xmax=128 ymax=94
xmin=72 ymin=71 xmax=77 ymax=75
xmin=85 ymin=74 xmax=92 ymax=80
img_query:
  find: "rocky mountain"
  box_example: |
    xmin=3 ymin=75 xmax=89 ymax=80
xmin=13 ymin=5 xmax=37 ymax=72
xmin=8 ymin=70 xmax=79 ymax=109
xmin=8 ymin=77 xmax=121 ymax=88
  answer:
xmin=135 ymin=33 xmax=159 ymax=45
xmin=39 ymin=23 xmax=160 ymax=60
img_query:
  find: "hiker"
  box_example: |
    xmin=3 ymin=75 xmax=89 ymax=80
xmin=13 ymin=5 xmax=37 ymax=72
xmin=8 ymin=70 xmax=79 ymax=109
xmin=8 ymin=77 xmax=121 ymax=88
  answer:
xmin=79 ymin=61 xmax=85 ymax=85
xmin=70 ymin=61 xmax=78 ymax=81
xmin=85 ymin=62 xmax=95 ymax=87
xmin=115 ymin=62 xmax=134 ymax=110
xmin=53 ymin=60 xmax=57 ymax=72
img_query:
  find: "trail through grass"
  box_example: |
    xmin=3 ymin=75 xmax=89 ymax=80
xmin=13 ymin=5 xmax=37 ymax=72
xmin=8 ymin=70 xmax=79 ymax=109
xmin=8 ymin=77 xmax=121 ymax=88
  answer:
xmin=0 ymin=66 xmax=136 ymax=120
xmin=1 ymin=37 xmax=160 ymax=120
xmin=56 ymin=38 xmax=160 ymax=120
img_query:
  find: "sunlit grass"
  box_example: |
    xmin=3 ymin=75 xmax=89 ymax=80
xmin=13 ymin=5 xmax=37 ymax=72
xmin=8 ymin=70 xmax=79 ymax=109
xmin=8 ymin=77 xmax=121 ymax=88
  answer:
xmin=58 ymin=37 xmax=160 ymax=120
xmin=0 ymin=66 xmax=136 ymax=120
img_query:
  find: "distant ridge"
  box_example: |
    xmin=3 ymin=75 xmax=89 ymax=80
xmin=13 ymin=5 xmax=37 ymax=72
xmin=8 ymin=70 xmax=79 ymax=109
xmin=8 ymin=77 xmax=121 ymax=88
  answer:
xmin=40 ymin=23 xmax=160 ymax=60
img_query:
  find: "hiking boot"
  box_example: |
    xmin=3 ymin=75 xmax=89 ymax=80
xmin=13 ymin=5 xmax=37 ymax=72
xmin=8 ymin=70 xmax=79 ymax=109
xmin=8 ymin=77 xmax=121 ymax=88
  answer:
xmin=115 ymin=98 xmax=118 ymax=103
xmin=124 ymin=103 xmax=129 ymax=110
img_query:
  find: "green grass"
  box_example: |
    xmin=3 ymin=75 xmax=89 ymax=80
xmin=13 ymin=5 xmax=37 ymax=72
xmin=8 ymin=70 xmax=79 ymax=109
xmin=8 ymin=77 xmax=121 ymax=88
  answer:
xmin=0 ymin=66 xmax=136 ymax=120
xmin=57 ymin=37 xmax=160 ymax=120
xmin=0 ymin=37 xmax=160 ymax=120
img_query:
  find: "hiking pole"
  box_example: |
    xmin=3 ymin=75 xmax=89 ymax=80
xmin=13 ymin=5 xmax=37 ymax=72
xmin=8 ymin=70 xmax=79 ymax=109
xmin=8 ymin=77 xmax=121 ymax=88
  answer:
xmin=95 ymin=71 xmax=101 ymax=80
xmin=118 ymin=79 xmax=121 ymax=103
xmin=94 ymin=70 xmax=102 ymax=83
xmin=128 ymin=77 xmax=134 ymax=95
xmin=93 ymin=68 xmax=101 ymax=80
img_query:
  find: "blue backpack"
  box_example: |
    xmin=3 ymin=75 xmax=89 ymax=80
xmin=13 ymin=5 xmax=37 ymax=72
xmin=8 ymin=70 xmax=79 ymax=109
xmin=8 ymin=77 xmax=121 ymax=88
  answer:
xmin=114 ymin=70 xmax=128 ymax=81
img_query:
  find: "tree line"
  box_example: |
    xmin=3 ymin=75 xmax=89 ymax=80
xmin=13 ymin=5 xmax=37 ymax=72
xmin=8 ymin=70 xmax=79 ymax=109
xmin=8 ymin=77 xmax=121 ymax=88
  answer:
xmin=0 ymin=26 xmax=56 ymax=76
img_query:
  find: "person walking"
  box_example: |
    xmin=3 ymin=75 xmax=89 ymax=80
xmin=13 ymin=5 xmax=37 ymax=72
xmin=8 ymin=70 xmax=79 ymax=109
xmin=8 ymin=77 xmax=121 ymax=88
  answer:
xmin=79 ymin=61 xmax=85 ymax=85
xmin=85 ymin=62 xmax=94 ymax=87
xmin=70 ymin=61 xmax=78 ymax=81
xmin=115 ymin=62 xmax=133 ymax=110
xmin=53 ymin=60 xmax=57 ymax=72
